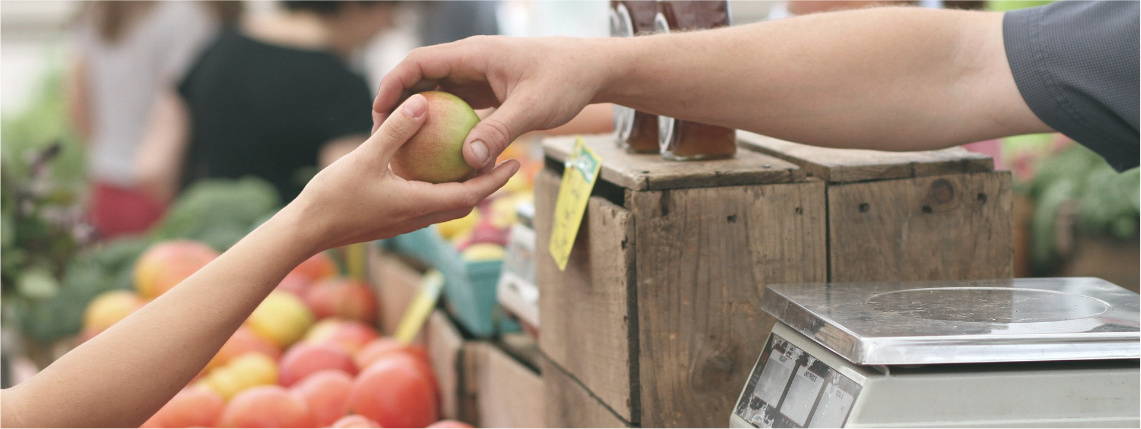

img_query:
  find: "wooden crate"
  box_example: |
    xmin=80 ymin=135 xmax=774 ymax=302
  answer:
xmin=737 ymin=132 xmax=1013 ymax=282
xmin=424 ymin=310 xmax=476 ymax=422
xmin=535 ymin=133 xmax=1011 ymax=427
xmin=464 ymin=337 xmax=545 ymax=428
xmin=366 ymin=247 xmax=427 ymax=337
xmin=536 ymin=134 xmax=827 ymax=427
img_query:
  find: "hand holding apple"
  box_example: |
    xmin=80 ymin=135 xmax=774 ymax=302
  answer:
xmin=285 ymin=93 xmax=520 ymax=253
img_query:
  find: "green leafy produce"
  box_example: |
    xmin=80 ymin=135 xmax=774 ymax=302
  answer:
xmin=1026 ymin=144 xmax=1140 ymax=271
xmin=151 ymin=178 xmax=282 ymax=250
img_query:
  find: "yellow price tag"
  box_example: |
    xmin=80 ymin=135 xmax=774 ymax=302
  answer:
xmin=549 ymin=137 xmax=602 ymax=271
xmin=394 ymin=269 xmax=445 ymax=345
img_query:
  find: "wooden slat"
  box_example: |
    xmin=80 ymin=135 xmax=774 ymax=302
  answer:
xmin=425 ymin=311 xmax=468 ymax=422
xmin=543 ymin=134 xmax=804 ymax=191
xmin=367 ymin=249 xmax=425 ymax=338
xmin=540 ymin=354 xmax=633 ymax=428
xmin=472 ymin=343 xmax=545 ymax=428
xmin=827 ymin=172 xmax=1014 ymax=282
xmin=738 ymin=131 xmax=994 ymax=183
xmin=534 ymin=169 xmax=638 ymax=421
xmin=631 ymin=181 xmax=828 ymax=428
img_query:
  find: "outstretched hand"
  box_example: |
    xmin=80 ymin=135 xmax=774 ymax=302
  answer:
xmin=291 ymin=93 xmax=519 ymax=252
xmin=372 ymin=36 xmax=610 ymax=171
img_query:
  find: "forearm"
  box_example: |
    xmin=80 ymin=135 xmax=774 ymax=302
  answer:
xmin=1 ymin=207 xmax=318 ymax=428
xmin=599 ymin=7 xmax=1048 ymax=151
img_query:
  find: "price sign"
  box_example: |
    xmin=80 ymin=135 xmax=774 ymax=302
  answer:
xmin=549 ymin=137 xmax=602 ymax=271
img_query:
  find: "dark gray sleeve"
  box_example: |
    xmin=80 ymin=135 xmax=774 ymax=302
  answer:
xmin=1004 ymin=1 xmax=1139 ymax=172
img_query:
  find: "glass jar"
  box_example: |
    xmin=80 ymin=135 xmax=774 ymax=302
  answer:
xmin=656 ymin=0 xmax=737 ymax=161
xmin=610 ymin=1 xmax=661 ymax=153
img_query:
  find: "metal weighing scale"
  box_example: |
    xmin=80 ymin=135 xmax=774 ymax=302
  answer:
xmin=731 ymin=277 xmax=1140 ymax=428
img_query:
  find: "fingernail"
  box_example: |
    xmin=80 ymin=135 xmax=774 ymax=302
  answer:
xmin=471 ymin=140 xmax=489 ymax=166
xmin=402 ymin=94 xmax=426 ymax=118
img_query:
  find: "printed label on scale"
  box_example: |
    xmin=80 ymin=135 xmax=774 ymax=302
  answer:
xmin=734 ymin=334 xmax=862 ymax=428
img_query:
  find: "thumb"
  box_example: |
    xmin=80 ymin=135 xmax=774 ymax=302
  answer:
xmin=461 ymin=99 xmax=542 ymax=169
xmin=361 ymin=93 xmax=428 ymax=166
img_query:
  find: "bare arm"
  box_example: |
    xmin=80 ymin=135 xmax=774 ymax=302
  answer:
xmin=373 ymin=6 xmax=1050 ymax=167
xmin=65 ymin=57 xmax=93 ymax=143
xmin=0 ymin=94 xmax=519 ymax=428
xmin=602 ymin=7 xmax=1049 ymax=151
xmin=135 ymin=88 xmax=191 ymax=205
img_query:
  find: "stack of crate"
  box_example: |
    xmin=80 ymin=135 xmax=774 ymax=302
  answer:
xmin=534 ymin=133 xmax=1011 ymax=427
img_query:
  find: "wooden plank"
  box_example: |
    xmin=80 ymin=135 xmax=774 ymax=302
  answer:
xmin=827 ymin=172 xmax=1014 ymax=282
xmin=534 ymin=169 xmax=638 ymax=421
xmin=425 ymin=311 xmax=468 ymax=422
xmin=543 ymin=134 xmax=804 ymax=191
xmin=540 ymin=353 xmax=633 ymax=428
xmin=367 ymin=249 xmax=425 ymax=338
xmin=737 ymin=131 xmax=994 ymax=183
xmin=631 ymin=181 xmax=828 ymax=428
xmin=473 ymin=343 xmax=545 ymax=428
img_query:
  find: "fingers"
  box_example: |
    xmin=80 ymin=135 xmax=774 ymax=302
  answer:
xmin=417 ymin=160 xmax=521 ymax=212
xmin=462 ymin=99 xmax=546 ymax=170
xmin=360 ymin=94 xmax=429 ymax=166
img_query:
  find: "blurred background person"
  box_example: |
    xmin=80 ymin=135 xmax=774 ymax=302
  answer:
xmin=137 ymin=1 xmax=397 ymax=205
xmin=66 ymin=1 xmax=240 ymax=239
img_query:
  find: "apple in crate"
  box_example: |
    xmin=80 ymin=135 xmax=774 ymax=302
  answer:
xmin=219 ymin=385 xmax=315 ymax=428
xmin=291 ymin=370 xmax=354 ymax=427
xmin=278 ymin=342 xmax=358 ymax=387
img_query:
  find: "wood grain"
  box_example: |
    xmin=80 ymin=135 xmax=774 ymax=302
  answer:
xmin=827 ymin=172 xmax=1014 ymax=282
xmin=540 ymin=353 xmax=633 ymax=428
xmin=471 ymin=343 xmax=545 ymax=428
xmin=425 ymin=311 xmax=468 ymax=421
xmin=737 ymin=131 xmax=994 ymax=183
xmin=631 ymin=181 xmax=828 ymax=428
xmin=534 ymin=169 xmax=639 ymax=421
xmin=543 ymin=134 xmax=804 ymax=191
xmin=367 ymin=249 xmax=426 ymax=340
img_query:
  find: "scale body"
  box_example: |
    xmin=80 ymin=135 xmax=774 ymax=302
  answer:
xmin=731 ymin=278 xmax=1140 ymax=428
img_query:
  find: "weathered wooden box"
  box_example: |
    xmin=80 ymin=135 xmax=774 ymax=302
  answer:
xmin=534 ymin=133 xmax=1011 ymax=427
xmin=737 ymin=132 xmax=1013 ymax=282
xmin=536 ymin=134 xmax=826 ymax=427
xmin=464 ymin=335 xmax=545 ymax=428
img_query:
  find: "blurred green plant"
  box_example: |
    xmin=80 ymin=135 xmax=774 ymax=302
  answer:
xmin=1025 ymin=144 xmax=1140 ymax=272
xmin=1 ymin=61 xmax=94 ymax=355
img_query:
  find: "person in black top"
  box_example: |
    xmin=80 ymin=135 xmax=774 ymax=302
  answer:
xmin=137 ymin=1 xmax=396 ymax=204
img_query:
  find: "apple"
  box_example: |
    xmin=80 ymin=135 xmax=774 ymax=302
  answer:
xmin=429 ymin=420 xmax=475 ymax=428
xmin=278 ymin=342 xmax=357 ymax=387
xmin=436 ymin=210 xmax=480 ymax=240
xmin=303 ymin=319 xmax=379 ymax=355
xmin=331 ymin=414 xmax=381 ymax=428
xmin=390 ymin=91 xmax=479 ymax=184
xmin=289 ymin=252 xmax=339 ymax=283
xmin=462 ymin=243 xmax=506 ymax=262
xmin=133 ymin=240 xmax=219 ymax=299
xmin=348 ymin=356 xmax=438 ymax=428
xmin=141 ymin=386 xmax=224 ymax=428
xmin=203 ymin=325 xmax=281 ymax=375
xmin=248 ymin=291 xmax=315 ymax=348
xmin=303 ymin=278 xmax=377 ymax=324
xmin=219 ymin=385 xmax=315 ymax=428
xmin=81 ymin=290 xmax=144 ymax=340
xmin=290 ymin=370 xmax=354 ymax=427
